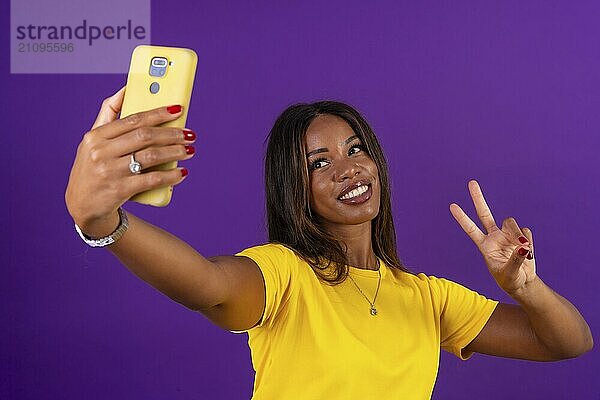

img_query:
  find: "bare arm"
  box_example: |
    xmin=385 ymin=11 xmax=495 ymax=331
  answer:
xmin=66 ymin=86 xmax=266 ymax=331
xmin=92 ymin=212 xmax=266 ymax=331
xmin=465 ymin=279 xmax=593 ymax=361
xmin=451 ymin=180 xmax=593 ymax=361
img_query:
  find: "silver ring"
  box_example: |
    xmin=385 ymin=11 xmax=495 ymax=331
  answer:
xmin=129 ymin=153 xmax=142 ymax=175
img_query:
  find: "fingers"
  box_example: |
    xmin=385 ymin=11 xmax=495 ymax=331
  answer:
xmin=449 ymin=203 xmax=486 ymax=245
xmin=501 ymin=217 xmax=526 ymax=243
xmin=504 ymin=244 xmax=530 ymax=277
xmin=125 ymin=167 xmax=189 ymax=199
xmin=94 ymin=104 xmax=184 ymax=140
xmin=502 ymin=217 xmax=534 ymax=260
xmin=468 ymin=180 xmax=498 ymax=234
xmin=103 ymin=126 xmax=196 ymax=158
xmin=502 ymin=217 xmax=533 ymax=255
xmin=92 ymin=85 xmax=126 ymax=130
xmin=523 ymin=227 xmax=534 ymax=260
xmin=522 ymin=227 xmax=533 ymax=245
xmin=115 ymin=143 xmax=195 ymax=177
xmin=69 ymin=91 xmax=193 ymax=227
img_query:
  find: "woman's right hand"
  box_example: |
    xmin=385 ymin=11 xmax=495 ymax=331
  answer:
xmin=65 ymin=86 xmax=196 ymax=237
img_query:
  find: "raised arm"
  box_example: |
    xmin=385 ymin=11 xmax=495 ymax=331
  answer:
xmin=450 ymin=180 xmax=593 ymax=361
xmin=65 ymin=86 xmax=265 ymax=331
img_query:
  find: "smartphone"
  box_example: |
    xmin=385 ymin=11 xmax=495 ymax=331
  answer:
xmin=120 ymin=45 xmax=198 ymax=207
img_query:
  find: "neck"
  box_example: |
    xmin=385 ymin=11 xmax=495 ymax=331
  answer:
xmin=320 ymin=220 xmax=378 ymax=270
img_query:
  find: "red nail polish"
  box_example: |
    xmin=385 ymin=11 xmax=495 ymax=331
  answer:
xmin=183 ymin=130 xmax=196 ymax=141
xmin=185 ymin=145 xmax=195 ymax=155
xmin=181 ymin=168 xmax=188 ymax=177
xmin=167 ymin=105 xmax=182 ymax=114
xmin=518 ymin=248 xmax=528 ymax=257
xmin=519 ymin=236 xmax=528 ymax=244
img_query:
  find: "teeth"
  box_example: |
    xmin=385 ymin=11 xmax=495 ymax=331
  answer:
xmin=339 ymin=184 xmax=368 ymax=200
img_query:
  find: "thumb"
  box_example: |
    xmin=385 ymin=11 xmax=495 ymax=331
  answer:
xmin=91 ymin=85 xmax=126 ymax=130
xmin=503 ymin=245 xmax=529 ymax=276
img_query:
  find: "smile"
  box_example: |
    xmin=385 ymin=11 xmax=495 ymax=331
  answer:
xmin=337 ymin=184 xmax=372 ymax=205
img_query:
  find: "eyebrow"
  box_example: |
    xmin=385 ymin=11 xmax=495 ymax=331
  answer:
xmin=306 ymin=135 xmax=360 ymax=158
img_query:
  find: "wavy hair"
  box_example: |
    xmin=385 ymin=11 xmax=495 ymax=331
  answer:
xmin=264 ymin=101 xmax=411 ymax=285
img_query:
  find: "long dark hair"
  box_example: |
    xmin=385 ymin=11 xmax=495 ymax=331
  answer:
xmin=264 ymin=101 xmax=411 ymax=285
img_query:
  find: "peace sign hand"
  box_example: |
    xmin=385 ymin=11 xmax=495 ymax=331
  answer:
xmin=449 ymin=180 xmax=536 ymax=296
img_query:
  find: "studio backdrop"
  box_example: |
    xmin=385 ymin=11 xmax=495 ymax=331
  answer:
xmin=2 ymin=1 xmax=598 ymax=399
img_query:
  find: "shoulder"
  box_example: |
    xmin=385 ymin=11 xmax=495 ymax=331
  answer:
xmin=234 ymin=242 xmax=302 ymax=275
xmin=235 ymin=242 xmax=299 ymax=260
xmin=401 ymin=272 xmax=464 ymax=288
xmin=394 ymin=270 xmax=448 ymax=288
xmin=394 ymin=271 xmax=480 ymax=301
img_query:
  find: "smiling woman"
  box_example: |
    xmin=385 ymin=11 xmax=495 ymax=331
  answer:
xmin=65 ymin=89 xmax=593 ymax=400
xmin=263 ymin=101 xmax=408 ymax=283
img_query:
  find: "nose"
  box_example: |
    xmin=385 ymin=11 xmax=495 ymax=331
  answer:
xmin=335 ymin=160 xmax=361 ymax=182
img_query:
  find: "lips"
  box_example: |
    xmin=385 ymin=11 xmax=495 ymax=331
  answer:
xmin=338 ymin=184 xmax=372 ymax=205
xmin=337 ymin=180 xmax=371 ymax=200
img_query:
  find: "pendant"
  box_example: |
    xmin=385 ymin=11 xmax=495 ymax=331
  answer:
xmin=370 ymin=306 xmax=378 ymax=316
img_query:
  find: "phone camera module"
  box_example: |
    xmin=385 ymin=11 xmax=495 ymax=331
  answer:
xmin=149 ymin=57 xmax=168 ymax=77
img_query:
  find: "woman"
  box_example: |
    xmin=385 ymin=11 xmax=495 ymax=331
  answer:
xmin=65 ymin=86 xmax=593 ymax=399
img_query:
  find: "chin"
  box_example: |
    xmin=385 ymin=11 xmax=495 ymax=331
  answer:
xmin=315 ymin=206 xmax=380 ymax=226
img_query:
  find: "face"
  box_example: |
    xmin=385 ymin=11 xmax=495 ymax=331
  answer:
xmin=304 ymin=114 xmax=380 ymax=226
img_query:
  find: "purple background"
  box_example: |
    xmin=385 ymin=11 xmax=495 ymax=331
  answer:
xmin=2 ymin=1 xmax=598 ymax=399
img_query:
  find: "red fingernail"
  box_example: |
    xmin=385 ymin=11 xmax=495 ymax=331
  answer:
xmin=181 ymin=167 xmax=188 ymax=177
xmin=185 ymin=145 xmax=195 ymax=155
xmin=183 ymin=129 xmax=196 ymax=141
xmin=167 ymin=105 xmax=182 ymax=114
xmin=518 ymin=248 xmax=528 ymax=257
xmin=519 ymin=236 xmax=528 ymax=244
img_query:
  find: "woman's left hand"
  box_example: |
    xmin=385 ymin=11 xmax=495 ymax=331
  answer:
xmin=449 ymin=180 xmax=536 ymax=296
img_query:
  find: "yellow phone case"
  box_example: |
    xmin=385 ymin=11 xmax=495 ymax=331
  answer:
xmin=120 ymin=45 xmax=198 ymax=207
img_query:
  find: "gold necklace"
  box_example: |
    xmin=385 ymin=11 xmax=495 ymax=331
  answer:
xmin=347 ymin=259 xmax=381 ymax=316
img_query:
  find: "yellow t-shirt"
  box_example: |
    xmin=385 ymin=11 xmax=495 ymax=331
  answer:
xmin=233 ymin=242 xmax=499 ymax=400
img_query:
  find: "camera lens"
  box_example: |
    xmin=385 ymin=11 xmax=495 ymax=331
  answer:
xmin=149 ymin=57 xmax=168 ymax=77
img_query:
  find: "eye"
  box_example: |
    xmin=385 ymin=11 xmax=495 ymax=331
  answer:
xmin=350 ymin=144 xmax=367 ymax=155
xmin=308 ymin=157 xmax=327 ymax=171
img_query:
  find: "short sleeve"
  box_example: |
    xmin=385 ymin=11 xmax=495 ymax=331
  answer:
xmin=232 ymin=243 xmax=297 ymax=332
xmin=427 ymin=275 xmax=499 ymax=360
